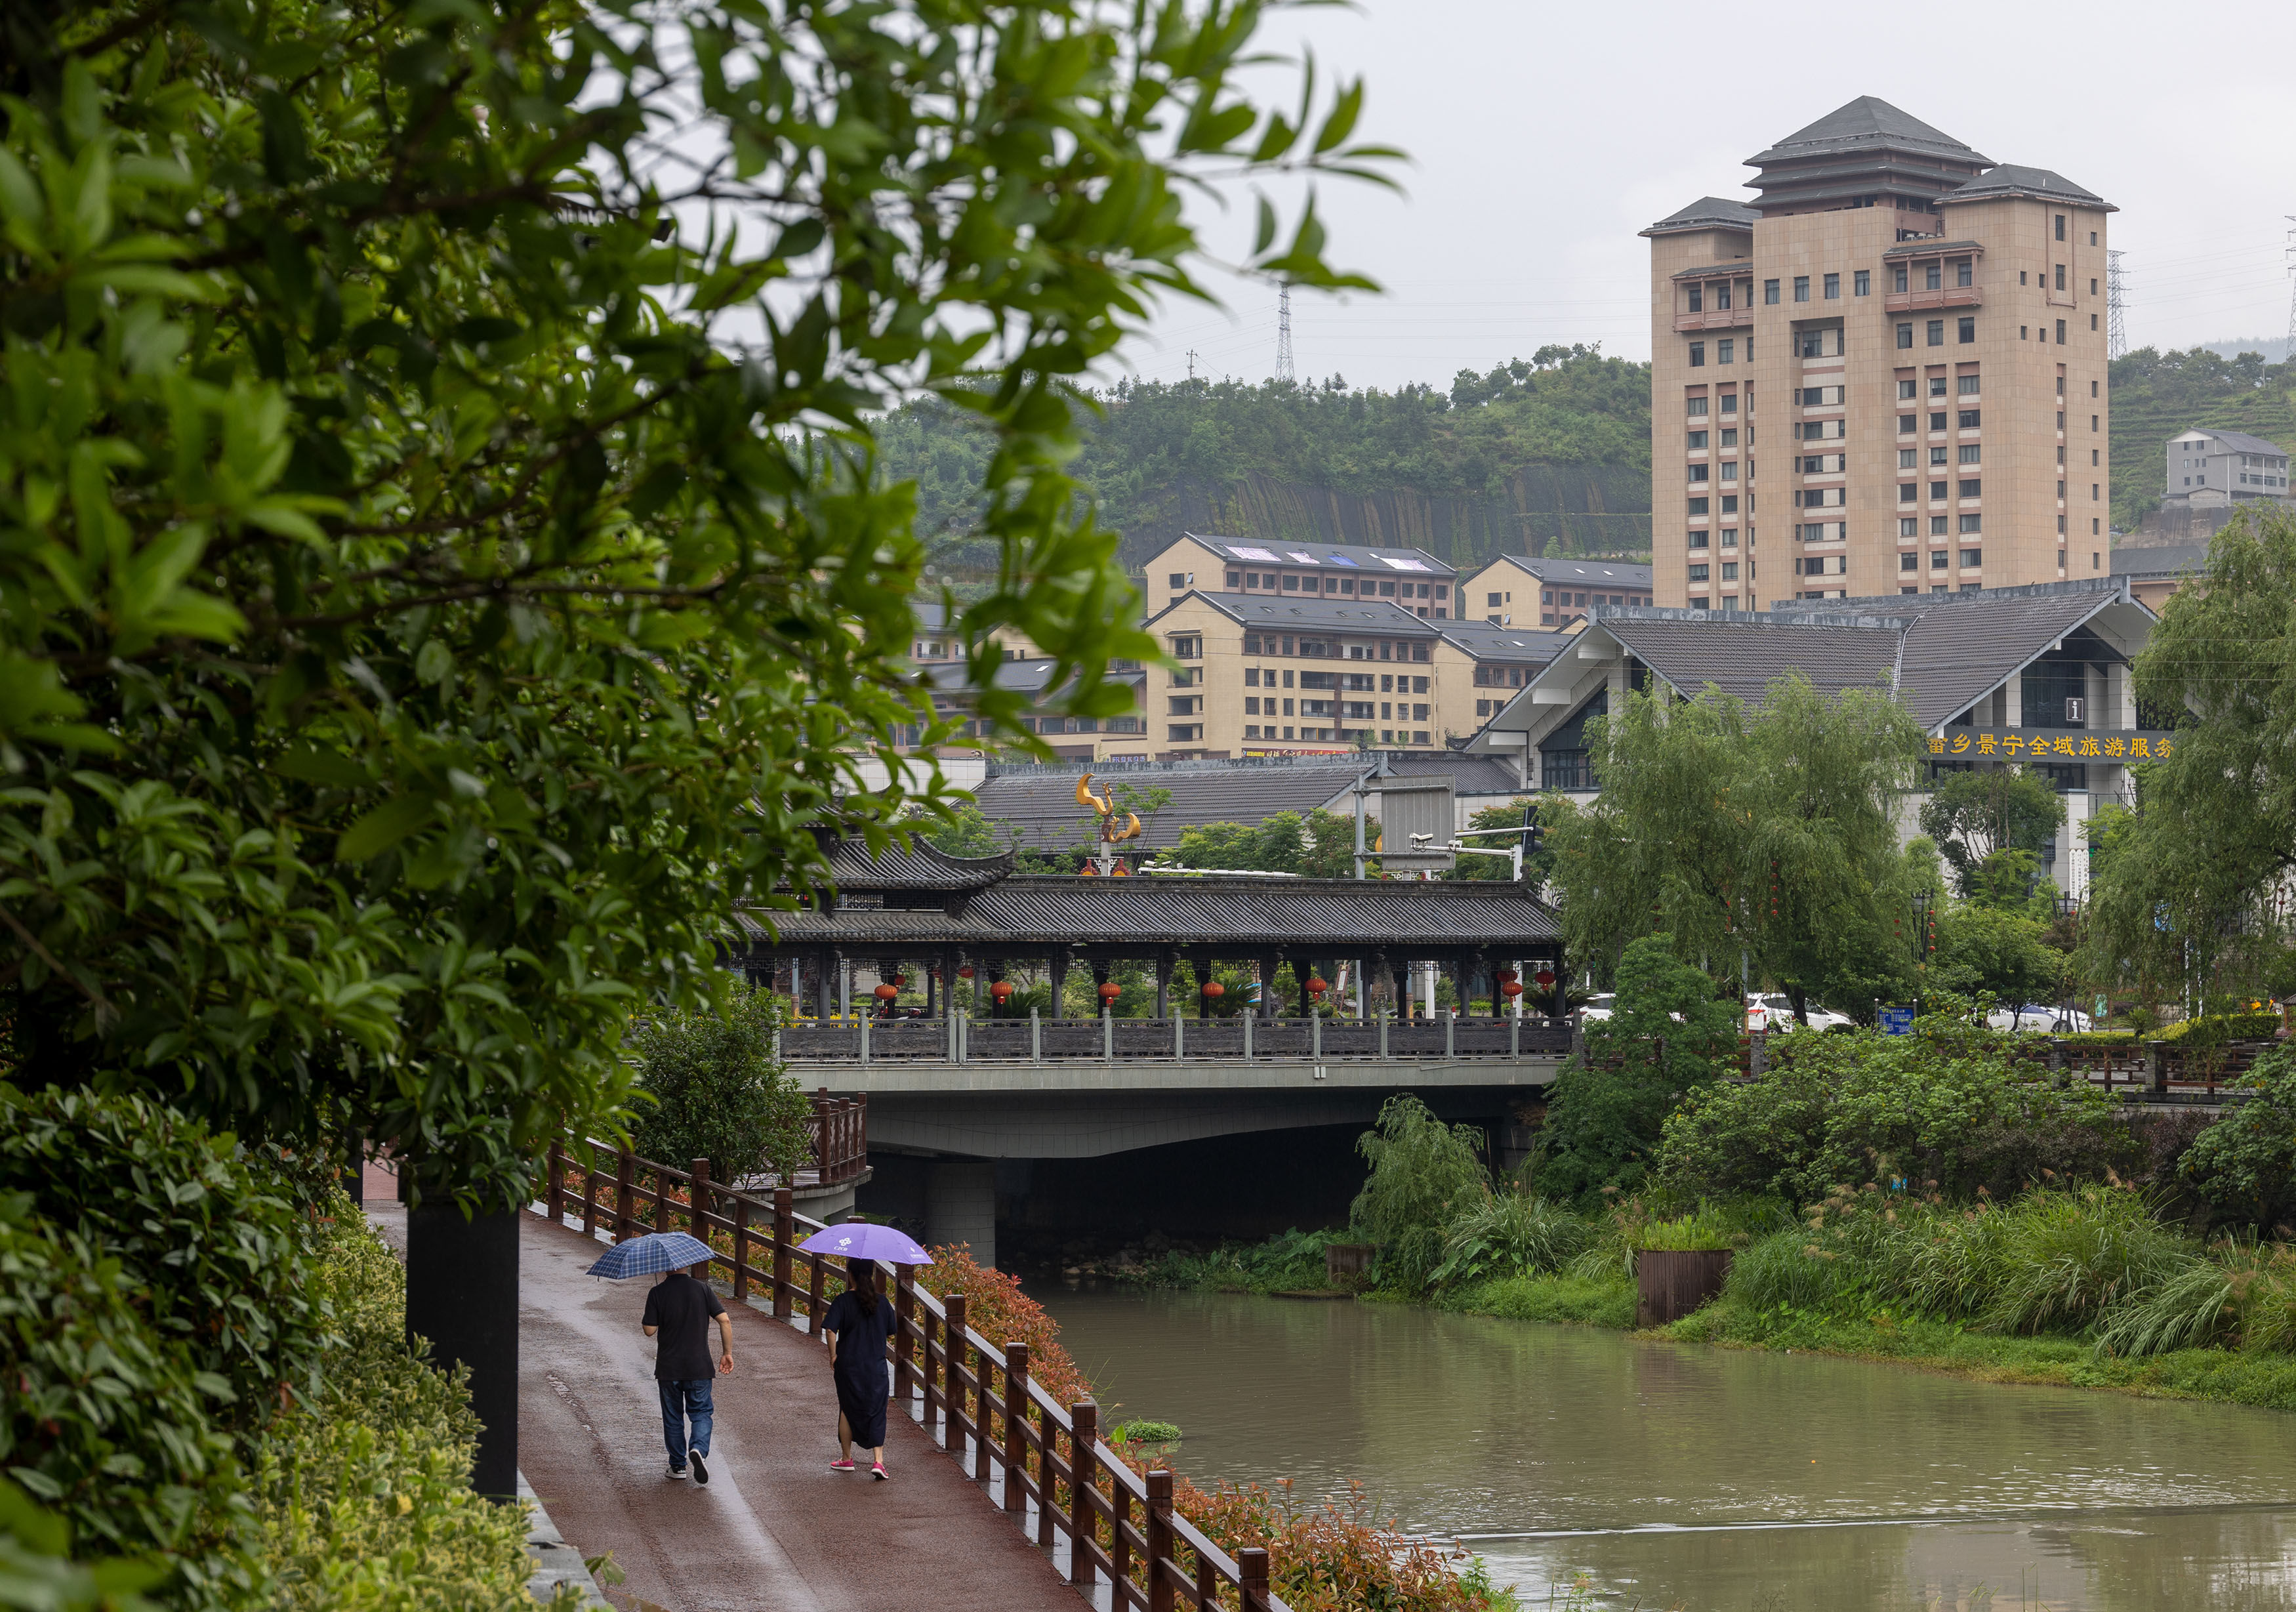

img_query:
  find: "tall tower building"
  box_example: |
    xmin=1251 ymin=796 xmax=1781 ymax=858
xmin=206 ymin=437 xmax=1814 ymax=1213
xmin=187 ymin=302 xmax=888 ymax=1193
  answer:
xmin=1643 ymin=98 xmax=2114 ymax=609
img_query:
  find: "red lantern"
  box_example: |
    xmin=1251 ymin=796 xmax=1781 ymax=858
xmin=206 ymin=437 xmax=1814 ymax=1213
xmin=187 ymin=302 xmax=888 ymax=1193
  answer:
xmin=1097 ymin=981 xmax=1122 ymax=1002
xmin=1534 ymin=968 xmax=1556 ymax=988
xmin=873 ymin=983 xmax=899 ymax=1001
xmin=890 ymin=974 xmax=905 ymax=988
xmin=1501 ymin=981 xmax=1524 ymax=999
xmin=990 ymin=980 xmax=1014 ymax=1002
xmin=1496 ymin=968 xmax=1518 ymax=984
xmin=958 ymin=966 xmax=975 ymax=980
xmin=1305 ymin=976 xmax=1328 ymax=997
xmin=1201 ymin=981 xmax=1225 ymax=999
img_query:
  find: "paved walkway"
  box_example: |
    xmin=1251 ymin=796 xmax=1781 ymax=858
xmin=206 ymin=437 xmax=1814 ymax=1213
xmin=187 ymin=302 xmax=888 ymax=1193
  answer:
xmin=516 ymin=1210 xmax=1080 ymax=1612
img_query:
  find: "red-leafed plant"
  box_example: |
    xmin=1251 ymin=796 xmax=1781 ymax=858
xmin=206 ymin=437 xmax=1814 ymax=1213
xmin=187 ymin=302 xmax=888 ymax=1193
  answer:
xmin=915 ymin=1244 xmax=1094 ymax=1410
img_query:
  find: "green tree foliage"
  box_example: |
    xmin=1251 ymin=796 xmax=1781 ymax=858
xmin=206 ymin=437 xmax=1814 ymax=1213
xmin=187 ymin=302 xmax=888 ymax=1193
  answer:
xmin=0 ymin=0 xmax=1389 ymax=1205
xmin=2107 ymin=346 xmax=2295 ymax=530
xmin=2180 ymin=1046 xmax=2296 ymax=1230
xmin=2080 ymin=508 xmax=2296 ymax=1012
xmin=918 ymin=802 xmax=1013 ymax=860
xmin=1656 ymin=1020 xmax=2135 ymax=1205
xmin=878 ymin=347 xmax=1656 ymax=575
xmin=1170 ymin=807 xmax=1367 ymax=877
xmin=1919 ymin=768 xmax=2066 ymax=901
xmin=628 ymin=987 xmax=811 ymax=1184
xmin=1532 ymin=935 xmax=1736 ymax=1203
xmin=1349 ymin=1094 xmax=1488 ymax=1291
xmin=1929 ymin=903 xmax=2067 ymax=1004
xmin=1441 ymin=798 xmax=1551 ymax=884
xmin=1546 ymin=674 xmax=1929 ymax=1017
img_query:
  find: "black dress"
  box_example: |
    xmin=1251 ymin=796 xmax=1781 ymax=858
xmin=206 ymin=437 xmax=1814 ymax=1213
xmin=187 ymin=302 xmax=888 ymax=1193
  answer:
xmin=823 ymin=1289 xmax=895 ymax=1447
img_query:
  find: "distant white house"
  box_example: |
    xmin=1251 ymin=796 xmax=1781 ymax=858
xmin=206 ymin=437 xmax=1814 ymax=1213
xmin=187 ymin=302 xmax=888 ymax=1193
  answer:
xmin=2165 ymin=427 xmax=2292 ymax=511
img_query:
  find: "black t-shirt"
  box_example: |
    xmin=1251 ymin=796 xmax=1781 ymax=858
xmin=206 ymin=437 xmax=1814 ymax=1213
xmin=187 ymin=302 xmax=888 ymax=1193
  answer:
xmin=641 ymin=1273 xmax=726 ymax=1381
xmin=823 ymin=1289 xmax=895 ymax=1376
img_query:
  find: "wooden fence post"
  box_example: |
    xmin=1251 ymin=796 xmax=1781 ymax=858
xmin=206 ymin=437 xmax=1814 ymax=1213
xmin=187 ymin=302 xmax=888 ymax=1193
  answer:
xmin=1002 ymin=1343 xmax=1029 ymax=1516
xmin=613 ymin=1148 xmax=634 ymax=1242
xmin=806 ymin=1243 xmax=826 ymax=1327
xmin=579 ymin=1142 xmax=598 ymax=1237
xmin=1145 ymin=1467 xmax=1176 ymax=1612
xmin=1239 ymin=1546 xmax=1272 ymax=1611
xmin=689 ymin=1158 xmax=711 ymax=1256
xmin=893 ymin=1266 xmax=916 ymax=1407
xmin=943 ymin=1294 xmax=968 ymax=1457
xmin=773 ymin=1188 xmax=794 ymax=1319
xmin=1068 ymin=1400 xmax=1097 ymax=1589
xmin=546 ymin=1142 xmax=565 ymax=1224
xmin=731 ymin=1195 xmax=750 ymax=1302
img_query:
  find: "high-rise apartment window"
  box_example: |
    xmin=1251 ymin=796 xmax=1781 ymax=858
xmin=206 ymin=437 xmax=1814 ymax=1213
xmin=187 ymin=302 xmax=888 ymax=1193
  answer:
xmin=1900 ymin=414 xmax=1917 ymax=434
xmin=2054 ymin=264 xmax=2066 ymax=291
xmin=1721 ymin=528 xmax=1738 ymax=547
xmin=1931 ymin=480 xmax=1948 ymax=501
xmin=2091 ymin=314 xmax=2099 ymax=331
xmin=1931 ymin=516 xmax=1949 ymax=536
xmin=1689 ymin=465 xmax=1708 ymax=483
xmin=1718 ymin=339 xmax=1734 ymax=364
xmin=1953 ymin=259 xmax=1971 ymax=287
xmin=2055 ymin=214 xmax=2066 ymax=242
xmin=2091 ymin=381 xmax=2099 ymax=398
xmin=1824 ymin=273 xmax=1840 ymax=299
xmin=1687 ymin=285 xmax=1703 ymax=312
xmin=1764 ymin=279 xmax=1780 ymax=304
xmin=1960 ymin=548 xmax=1982 ymax=568
xmin=1959 ymin=375 xmax=1980 ymax=396
xmin=1958 ymin=445 xmax=1981 ymax=465
xmin=1927 ymin=320 xmax=1945 ymax=346
xmin=1958 ymin=317 xmax=1976 ymax=344
xmin=1688 ymin=498 xmax=1708 ymax=515
xmin=1959 ymin=514 xmax=1982 ymax=534
xmin=1688 ymin=565 xmax=1710 ymax=582
xmin=1931 ymin=377 xmax=1948 ymax=397
xmin=1689 ymin=342 xmax=1705 ymax=367
xmin=1687 ymin=396 xmax=1707 ymax=415
xmin=1716 ymin=282 xmax=1732 ymax=308
xmin=2089 ymin=278 xmax=2097 ymax=296
xmin=1689 ymin=529 xmax=1710 ymax=549
xmin=1794 ymin=276 xmax=1810 ymax=302
xmin=1898 ymin=380 xmax=1917 ymax=400
xmin=1931 ymin=549 xmax=1948 ymax=569
xmin=1959 ymin=479 xmax=1982 ymax=498
xmin=1893 ymin=266 xmax=1909 ymax=293
xmin=1899 ymin=449 xmax=1917 ymax=469
xmin=1719 ymin=392 xmax=1738 ymax=413
xmin=1929 ymin=447 xmax=1948 ymax=466
xmin=1899 ymin=518 xmax=1919 ymax=537
xmin=1721 ymin=562 xmax=1738 ymax=581
xmin=1925 ymin=262 xmax=1942 ymax=291
xmin=1958 ymin=409 xmax=1980 ymax=428
xmin=1896 ymin=323 xmax=1914 ymax=350
xmin=1687 ymin=430 xmax=1708 ymax=449
xmin=1900 ymin=553 xmax=1918 ymax=572
xmin=1898 ymin=483 xmax=1917 ymax=503
xmin=1854 ymin=270 xmax=1871 ymax=296
xmin=1721 ymin=495 xmax=1738 ymax=513
xmin=2091 ymin=415 xmax=2099 ymax=432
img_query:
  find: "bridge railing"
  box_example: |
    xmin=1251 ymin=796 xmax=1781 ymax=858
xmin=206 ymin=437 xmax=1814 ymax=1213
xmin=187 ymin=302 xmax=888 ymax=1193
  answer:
xmin=539 ymin=1138 xmax=1290 ymax=1611
xmin=779 ymin=1010 xmax=1576 ymax=1063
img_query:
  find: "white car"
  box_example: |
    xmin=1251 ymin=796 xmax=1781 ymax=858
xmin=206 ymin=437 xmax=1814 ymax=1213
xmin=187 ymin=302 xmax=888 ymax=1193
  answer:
xmin=1578 ymin=993 xmax=1616 ymax=1023
xmin=1746 ymin=993 xmax=1855 ymax=1033
xmin=1986 ymin=1004 xmax=2092 ymax=1033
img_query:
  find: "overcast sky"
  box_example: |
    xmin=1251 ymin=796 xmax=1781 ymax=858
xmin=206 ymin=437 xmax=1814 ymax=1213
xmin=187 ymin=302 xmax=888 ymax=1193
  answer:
xmin=1118 ymin=0 xmax=2296 ymax=392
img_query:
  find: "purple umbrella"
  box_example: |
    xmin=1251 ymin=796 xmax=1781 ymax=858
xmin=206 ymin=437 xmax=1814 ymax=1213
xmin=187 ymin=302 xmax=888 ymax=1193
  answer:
xmin=797 ymin=1222 xmax=934 ymax=1265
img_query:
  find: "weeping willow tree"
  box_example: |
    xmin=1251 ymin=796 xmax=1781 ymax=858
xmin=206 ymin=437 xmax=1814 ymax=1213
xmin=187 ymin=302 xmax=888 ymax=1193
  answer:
xmin=1545 ymin=672 xmax=1933 ymax=1020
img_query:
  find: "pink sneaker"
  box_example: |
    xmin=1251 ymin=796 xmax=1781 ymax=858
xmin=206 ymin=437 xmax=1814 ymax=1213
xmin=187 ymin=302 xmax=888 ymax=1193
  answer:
xmin=871 ymin=1462 xmax=889 ymax=1481
xmin=830 ymin=1458 xmax=855 ymax=1472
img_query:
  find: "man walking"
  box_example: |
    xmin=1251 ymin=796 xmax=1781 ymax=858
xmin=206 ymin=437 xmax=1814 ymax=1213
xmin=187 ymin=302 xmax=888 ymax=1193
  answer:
xmin=642 ymin=1261 xmax=734 ymax=1483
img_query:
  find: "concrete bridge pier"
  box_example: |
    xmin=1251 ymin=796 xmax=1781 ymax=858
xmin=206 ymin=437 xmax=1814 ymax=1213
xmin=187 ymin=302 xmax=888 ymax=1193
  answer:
xmin=926 ymin=1160 xmax=998 ymax=1268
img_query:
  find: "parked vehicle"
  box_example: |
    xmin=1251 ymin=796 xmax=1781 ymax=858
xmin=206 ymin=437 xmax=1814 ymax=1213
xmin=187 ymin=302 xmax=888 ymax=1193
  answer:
xmin=1746 ymin=993 xmax=1855 ymax=1033
xmin=1578 ymin=993 xmax=1616 ymax=1023
xmin=1985 ymin=1004 xmax=2092 ymax=1033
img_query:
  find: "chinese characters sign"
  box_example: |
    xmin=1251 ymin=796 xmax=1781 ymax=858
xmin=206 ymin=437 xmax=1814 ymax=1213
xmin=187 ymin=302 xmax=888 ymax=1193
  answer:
xmin=1925 ymin=728 xmax=2176 ymax=761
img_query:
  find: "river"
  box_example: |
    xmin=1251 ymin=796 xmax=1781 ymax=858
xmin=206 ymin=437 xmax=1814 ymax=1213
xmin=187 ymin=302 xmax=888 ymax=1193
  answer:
xmin=1031 ymin=1283 xmax=2296 ymax=1611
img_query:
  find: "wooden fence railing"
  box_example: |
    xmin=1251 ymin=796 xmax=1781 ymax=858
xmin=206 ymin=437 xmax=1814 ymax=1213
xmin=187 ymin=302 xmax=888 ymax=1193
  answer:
xmin=539 ymin=1137 xmax=1290 ymax=1611
xmin=806 ymin=1089 xmax=869 ymax=1184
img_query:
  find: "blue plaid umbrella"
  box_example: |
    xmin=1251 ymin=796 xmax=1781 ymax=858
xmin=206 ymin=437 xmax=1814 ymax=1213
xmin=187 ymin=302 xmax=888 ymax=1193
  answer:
xmin=586 ymin=1231 xmax=714 ymax=1279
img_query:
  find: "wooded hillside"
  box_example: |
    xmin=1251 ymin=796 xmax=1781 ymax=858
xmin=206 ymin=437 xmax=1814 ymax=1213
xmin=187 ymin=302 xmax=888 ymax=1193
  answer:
xmin=879 ymin=347 xmax=1654 ymax=578
xmin=2109 ymin=346 xmax=2296 ymax=532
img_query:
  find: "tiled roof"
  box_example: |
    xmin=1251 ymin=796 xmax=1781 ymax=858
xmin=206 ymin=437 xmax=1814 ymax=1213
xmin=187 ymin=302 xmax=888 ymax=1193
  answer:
xmin=1171 ymin=593 xmax=1441 ymax=634
xmin=2185 ymin=428 xmax=2289 ymax=457
xmin=1484 ymin=555 xmax=1656 ymax=589
xmin=974 ymin=762 xmax=1377 ymax=852
xmin=1599 ymin=616 xmax=1903 ymax=707
xmin=1946 ymin=164 xmax=2111 ymax=210
xmin=823 ymin=838 xmax=1014 ymax=890
xmin=1747 ymin=97 xmax=1987 ymax=167
xmin=2112 ymin=543 xmax=2211 ymax=578
xmin=736 ymin=874 xmax=1559 ymax=950
xmin=1642 ymin=196 xmax=1761 ymax=236
xmin=1179 ymin=533 xmax=1454 ymax=578
xmin=1431 ymin=620 xmax=1575 ymax=663
xmin=1881 ymin=239 xmax=1984 ymax=258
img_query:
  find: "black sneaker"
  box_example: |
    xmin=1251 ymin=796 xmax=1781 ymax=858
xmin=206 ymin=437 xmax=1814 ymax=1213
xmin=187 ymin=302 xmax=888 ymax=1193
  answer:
xmin=691 ymin=1453 xmax=710 ymax=1487
xmin=666 ymin=1463 xmax=689 ymax=1480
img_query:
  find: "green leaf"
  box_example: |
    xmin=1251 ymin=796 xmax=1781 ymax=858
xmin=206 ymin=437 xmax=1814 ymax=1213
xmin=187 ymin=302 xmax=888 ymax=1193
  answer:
xmin=336 ymin=794 xmax=438 ymax=861
xmin=273 ymin=745 xmax=372 ymax=787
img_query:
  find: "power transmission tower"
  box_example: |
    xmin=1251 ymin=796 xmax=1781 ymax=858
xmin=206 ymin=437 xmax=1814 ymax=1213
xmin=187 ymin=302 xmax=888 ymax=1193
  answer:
xmin=1185 ymin=348 xmax=1199 ymax=381
xmin=1275 ymin=286 xmax=1294 ymax=383
xmin=2286 ymin=217 xmax=2296 ymax=365
xmin=2106 ymin=249 xmax=2127 ymax=361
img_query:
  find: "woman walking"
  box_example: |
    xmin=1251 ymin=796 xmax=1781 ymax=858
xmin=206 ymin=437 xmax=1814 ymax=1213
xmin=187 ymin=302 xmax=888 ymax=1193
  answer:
xmin=821 ymin=1258 xmax=896 ymax=1478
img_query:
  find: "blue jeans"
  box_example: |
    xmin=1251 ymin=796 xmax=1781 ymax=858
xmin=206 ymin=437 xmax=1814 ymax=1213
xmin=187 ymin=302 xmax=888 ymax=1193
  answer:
xmin=659 ymin=1378 xmax=714 ymax=1468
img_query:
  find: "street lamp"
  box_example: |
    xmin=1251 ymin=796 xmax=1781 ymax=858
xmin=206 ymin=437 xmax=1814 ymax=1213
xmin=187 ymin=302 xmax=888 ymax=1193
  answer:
xmin=2053 ymin=894 xmax=2081 ymax=1030
xmin=1910 ymin=890 xmax=1932 ymax=1019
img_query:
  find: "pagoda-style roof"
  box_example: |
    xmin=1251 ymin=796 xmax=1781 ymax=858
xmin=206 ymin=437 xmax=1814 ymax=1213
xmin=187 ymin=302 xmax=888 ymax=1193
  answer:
xmin=741 ymin=842 xmax=1559 ymax=956
xmin=822 ymin=837 xmax=1013 ymax=890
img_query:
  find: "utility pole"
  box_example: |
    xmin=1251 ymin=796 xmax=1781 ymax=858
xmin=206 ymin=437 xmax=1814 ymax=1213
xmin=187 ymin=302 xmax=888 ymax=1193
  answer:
xmin=1275 ymin=286 xmax=1294 ymax=384
xmin=2106 ymin=249 xmax=2127 ymax=362
xmin=2284 ymin=217 xmax=2296 ymax=365
xmin=1185 ymin=348 xmax=1199 ymax=381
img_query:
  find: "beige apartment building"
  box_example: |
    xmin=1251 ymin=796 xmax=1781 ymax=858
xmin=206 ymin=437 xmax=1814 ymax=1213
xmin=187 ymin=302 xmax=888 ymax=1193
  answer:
xmin=1143 ymin=533 xmax=1461 ymax=623
xmin=1462 ymin=554 xmax=1655 ymax=629
xmin=1139 ymin=592 xmax=1564 ymax=759
xmin=1644 ymin=97 xmax=2114 ymax=609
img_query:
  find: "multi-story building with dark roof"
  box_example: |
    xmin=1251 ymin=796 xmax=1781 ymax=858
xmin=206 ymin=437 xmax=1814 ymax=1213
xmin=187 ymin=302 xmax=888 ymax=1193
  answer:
xmin=1462 ymin=554 xmax=1655 ymax=629
xmin=1143 ymin=533 xmax=1458 ymax=623
xmin=1645 ymin=97 xmax=2114 ymax=611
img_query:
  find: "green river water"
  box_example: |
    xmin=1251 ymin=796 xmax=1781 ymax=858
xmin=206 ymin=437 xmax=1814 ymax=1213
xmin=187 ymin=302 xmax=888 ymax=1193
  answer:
xmin=1029 ymin=1283 xmax=2296 ymax=1611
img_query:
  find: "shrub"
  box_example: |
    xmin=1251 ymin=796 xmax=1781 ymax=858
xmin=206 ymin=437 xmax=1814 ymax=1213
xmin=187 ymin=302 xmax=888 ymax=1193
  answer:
xmin=1978 ymin=1189 xmax=2196 ymax=1335
xmin=629 ymin=986 xmax=813 ymax=1184
xmin=2181 ymin=1048 xmax=2296 ymax=1229
xmin=1635 ymin=1205 xmax=1746 ymax=1252
xmin=1431 ymin=1191 xmax=1588 ymax=1287
xmin=1174 ymin=1476 xmax=1508 ymax=1612
xmin=2155 ymin=1012 xmax=2282 ymax=1046
xmin=2093 ymin=1258 xmax=2241 ymax=1358
xmin=1127 ymin=1228 xmax=1351 ymax=1294
xmin=1350 ymin=1096 xmax=1489 ymax=1292
xmin=1110 ymin=1420 xmax=1182 ymax=1446
xmin=0 ymin=1475 xmax=165 ymax=1612
xmin=249 ymin=1200 xmax=534 ymax=1611
xmin=916 ymin=1245 xmax=1093 ymax=1411
xmin=1725 ymin=1230 xmax=1859 ymax=1314
xmin=2232 ymin=1245 xmax=2296 ymax=1354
